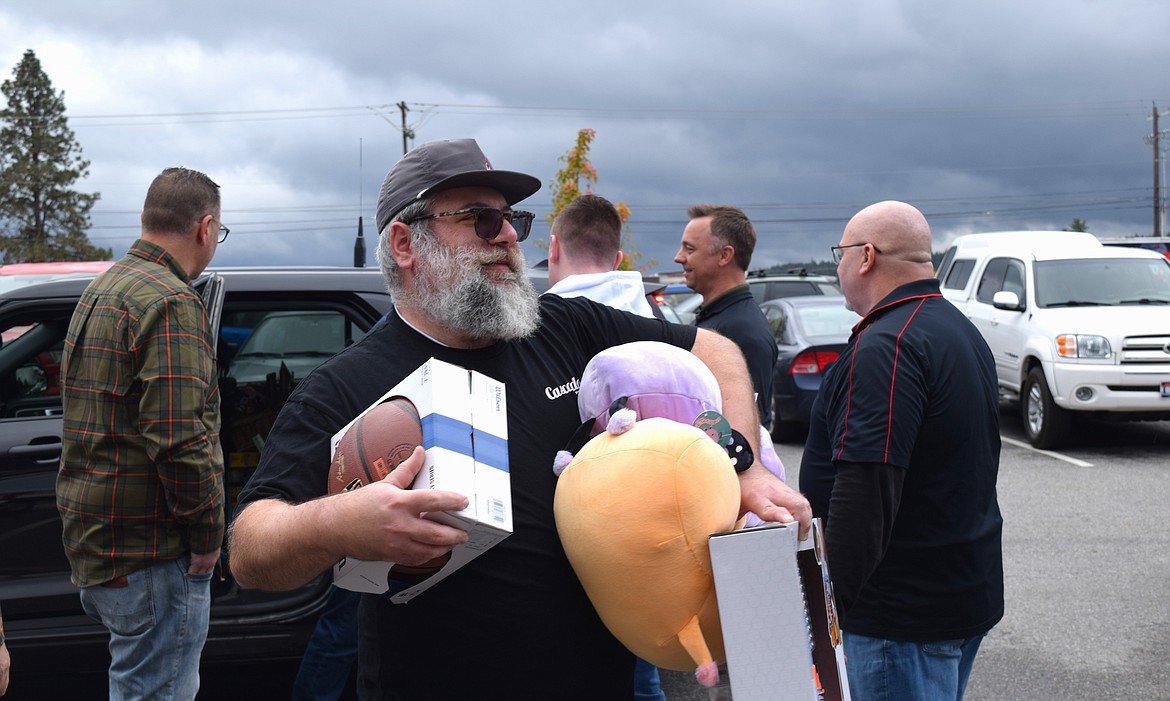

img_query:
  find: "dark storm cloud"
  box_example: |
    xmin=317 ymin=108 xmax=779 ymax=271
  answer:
xmin=2 ymin=0 xmax=1166 ymax=271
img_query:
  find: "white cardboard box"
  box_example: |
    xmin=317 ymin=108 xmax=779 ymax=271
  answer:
xmin=331 ymin=358 xmax=512 ymax=603
xmin=709 ymin=519 xmax=850 ymax=701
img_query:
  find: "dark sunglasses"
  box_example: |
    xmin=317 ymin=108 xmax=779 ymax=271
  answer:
xmin=406 ymin=207 xmax=535 ymax=242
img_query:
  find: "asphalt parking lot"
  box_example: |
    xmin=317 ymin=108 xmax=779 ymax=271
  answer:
xmin=755 ymin=410 xmax=1170 ymax=701
xmin=12 ymin=410 xmax=1169 ymax=700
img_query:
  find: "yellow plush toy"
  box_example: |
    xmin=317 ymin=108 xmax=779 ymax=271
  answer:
xmin=552 ymin=341 xmax=746 ymax=687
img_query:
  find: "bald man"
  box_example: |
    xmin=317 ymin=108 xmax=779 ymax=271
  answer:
xmin=799 ymin=202 xmax=1004 ymax=701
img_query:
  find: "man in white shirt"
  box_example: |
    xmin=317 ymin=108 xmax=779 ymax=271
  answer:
xmin=546 ymin=195 xmax=655 ymax=318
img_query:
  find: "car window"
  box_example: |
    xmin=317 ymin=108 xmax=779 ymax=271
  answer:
xmin=224 ymin=310 xmax=363 ymax=384
xmin=935 ymin=246 xmax=957 ymax=281
xmin=763 ymin=306 xmax=792 ymax=344
xmin=1035 ymin=258 xmax=1170 ymax=307
xmin=216 ymin=304 xmax=373 ymax=517
xmin=759 ymin=281 xmax=816 ymax=302
xmin=975 ymin=258 xmax=1013 ymax=304
xmin=943 ymin=258 xmax=976 ymax=291
xmin=1002 ymin=260 xmax=1026 ymax=302
xmin=658 ymin=304 xmax=683 ymax=325
xmin=793 ymin=303 xmax=858 ymax=338
xmin=0 ymin=315 xmax=70 ymax=420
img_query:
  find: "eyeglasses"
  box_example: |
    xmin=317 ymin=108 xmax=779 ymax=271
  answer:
xmin=207 ymin=217 xmax=230 ymax=244
xmin=405 ymin=207 xmax=535 ymax=242
xmin=830 ymin=242 xmax=880 ymax=264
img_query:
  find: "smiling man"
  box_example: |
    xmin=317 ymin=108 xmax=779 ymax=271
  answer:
xmin=675 ymin=204 xmax=778 ymax=430
xmin=228 ymin=139 xmax=811 ymax=700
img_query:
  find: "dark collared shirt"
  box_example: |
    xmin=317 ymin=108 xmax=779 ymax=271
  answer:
xmin=695 ymin=284 xmax=778 ymax=427
xmin=57 ymin=239 xmax=224 ymax=587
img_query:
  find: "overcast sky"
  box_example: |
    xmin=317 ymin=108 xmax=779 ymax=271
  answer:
xmin=2 ymin=0 xmax=1167 ymax=274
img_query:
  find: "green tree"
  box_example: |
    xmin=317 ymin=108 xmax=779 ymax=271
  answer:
xmin=0 ymin=49 xmax=108 ymax=263
xmin=542 ymin=128 xmax=656 ymax=271
xmin=1064 ymin=218 xmax=1089 ymax=232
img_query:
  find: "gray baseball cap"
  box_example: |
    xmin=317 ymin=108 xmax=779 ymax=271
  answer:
xmin=375 ymin=138 xmax=542 ymax=233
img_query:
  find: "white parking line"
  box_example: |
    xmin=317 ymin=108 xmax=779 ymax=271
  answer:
xmin=1001 ymin=436 xmax=1094 ymax=467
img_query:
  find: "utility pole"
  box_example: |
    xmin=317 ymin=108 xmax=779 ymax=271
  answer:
xmin=1147 ymin=102 xmax=1169 ymax=237
xmin=397 ymin=101 xmax=415 ymax=155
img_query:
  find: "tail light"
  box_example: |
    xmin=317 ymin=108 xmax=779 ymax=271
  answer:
xmin=790 ymin=350 xmax=840 ymax=375
xmin=653 ymin=292 xmax=665 ymax=304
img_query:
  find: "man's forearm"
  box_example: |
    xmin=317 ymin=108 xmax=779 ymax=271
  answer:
xmin=825 ymin=461 xmax=905 ymax=616
xmin=228 ymin=498 xmax=341 ymax=591
xmin=690 ymin=328 xmax=760 ymax=451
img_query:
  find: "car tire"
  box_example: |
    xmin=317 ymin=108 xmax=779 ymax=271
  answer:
xmin=1022 ymin=367 xmax=1071 ymax=449
xmin=770 ymin=396 xmax=804 ymax=443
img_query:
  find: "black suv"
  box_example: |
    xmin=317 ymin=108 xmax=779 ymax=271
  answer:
xmin=0 ymin=266 xmax=392 ymax=685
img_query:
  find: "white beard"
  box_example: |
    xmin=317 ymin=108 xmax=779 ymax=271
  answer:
xmin=402 ymin=236 xmax=540 ymax=341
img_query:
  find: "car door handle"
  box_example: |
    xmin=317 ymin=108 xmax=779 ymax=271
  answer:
xmin=10 ymin=441 xmax=62 ymax=464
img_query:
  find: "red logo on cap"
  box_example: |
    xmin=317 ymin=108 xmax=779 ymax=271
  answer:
xmin=483 ymin=159 xmax=493 ymax=170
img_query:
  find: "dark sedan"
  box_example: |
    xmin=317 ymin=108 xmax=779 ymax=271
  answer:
xmin=761 ymin=295 xmax=857 ymax=442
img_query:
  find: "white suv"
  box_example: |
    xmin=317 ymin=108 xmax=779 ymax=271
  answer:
xmin=936 ymin=231 xmax=1170 ymax=448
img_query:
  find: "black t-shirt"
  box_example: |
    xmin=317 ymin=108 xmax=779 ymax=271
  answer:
xmin=694 ymin=285 xmax=777 ymax=427
xmin=237 ymin=294 xmax=696 ymax=700
xmin=799 ymin=278 xmax=1005 ymax=642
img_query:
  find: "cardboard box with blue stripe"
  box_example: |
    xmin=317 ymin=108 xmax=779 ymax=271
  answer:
xmin=332 ymin=357 xmax=511 ymax=603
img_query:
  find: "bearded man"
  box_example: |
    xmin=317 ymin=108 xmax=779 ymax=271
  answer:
xmin=228 ymin=139 xmax=811 ymax=700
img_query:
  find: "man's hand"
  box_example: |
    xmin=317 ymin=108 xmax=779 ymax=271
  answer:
xmin=189 ymin=548 xmax=221 ymax=575
xmin=0 ymin=607 xmax=9 ymax=696
xmin=737 ymin=465 xmax=813 ymax=540
xmin=327 ymin=446 xmax=470 ymax=567
xmin=0 ymin=637 xmax=9 ymax=696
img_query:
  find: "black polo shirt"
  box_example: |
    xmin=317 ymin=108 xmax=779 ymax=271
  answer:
xmin=800 ymin=278 xmax=1004 ymax=641
xmin=695 ymin=284 xmax=777 ymax=427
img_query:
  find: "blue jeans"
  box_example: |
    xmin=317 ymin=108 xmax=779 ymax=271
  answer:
xmin=633 ymin=657 xmax=666 ymax=700
xmin=842 ymin=631 xmax=985 ymax=701
xmin=292 ymin=586 xmax=361 ymax=701
xmin=79 ymin=556 xmax=213 ymax=701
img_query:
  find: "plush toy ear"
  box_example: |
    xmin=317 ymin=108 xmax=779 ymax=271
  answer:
xmin=552 ymin=450 xmax=574 ymax=477
xmin=551 ymin=414 xmax=604 ymax=476
xmin=605 ymin=407 xmax=637 ymax=435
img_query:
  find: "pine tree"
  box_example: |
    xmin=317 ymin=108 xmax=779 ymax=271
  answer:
xmin=0 ymin=49 xmax=109 ymax=263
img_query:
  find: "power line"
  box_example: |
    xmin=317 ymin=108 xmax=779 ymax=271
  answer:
xmin=3 ymin=98 xmax=1153 ymax=127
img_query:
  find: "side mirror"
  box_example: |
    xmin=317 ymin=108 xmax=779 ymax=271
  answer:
xmin=992 ymin=290 xmax=1023 ymax=311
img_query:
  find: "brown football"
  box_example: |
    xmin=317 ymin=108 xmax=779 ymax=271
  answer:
xmin=328 ymin=397 xmax=450 ymax=579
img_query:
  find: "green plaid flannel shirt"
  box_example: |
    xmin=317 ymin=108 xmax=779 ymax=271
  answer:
xmin=57 ymin=239 xmax=225 ymax=587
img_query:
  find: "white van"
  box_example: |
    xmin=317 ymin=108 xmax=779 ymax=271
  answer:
xmin=935 ymin=231 xmax=1170 ymax=448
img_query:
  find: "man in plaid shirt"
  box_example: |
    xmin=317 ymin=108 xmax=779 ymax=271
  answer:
xmin=57 ymin=167 xmax=227 ymax=701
